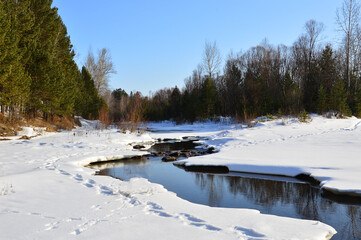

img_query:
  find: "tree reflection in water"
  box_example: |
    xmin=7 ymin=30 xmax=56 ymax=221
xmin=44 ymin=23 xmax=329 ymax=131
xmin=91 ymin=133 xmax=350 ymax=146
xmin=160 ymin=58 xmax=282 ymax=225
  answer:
xmin=191 ymin=172 xmax=361 ymax=240
xmin=89 ymin=155 xmax=361 ymax=240
xmin=195 ymin=174 xmax=225 ymax=206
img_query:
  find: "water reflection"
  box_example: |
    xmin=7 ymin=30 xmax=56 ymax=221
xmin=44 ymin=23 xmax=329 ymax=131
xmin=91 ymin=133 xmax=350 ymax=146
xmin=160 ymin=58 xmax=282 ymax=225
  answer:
xmin=149 ymin=139 xmax=200 ymax=153
xmin=88 ymin=141 xmax=361 ymax=240
xmin=192 ymin=172 xmax=361 ymax=240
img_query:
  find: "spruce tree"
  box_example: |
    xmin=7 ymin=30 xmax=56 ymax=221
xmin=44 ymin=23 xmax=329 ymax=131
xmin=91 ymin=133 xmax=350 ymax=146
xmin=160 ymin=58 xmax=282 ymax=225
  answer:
xmin=75 ymin=67 xmax=103 ymax=119
xmin=317 ymin=85 xmax=327 ymax=114
xmin=201 ymin=78 xmax=216 ymax=118
xmin=331 ymin=79 xmax=350 ymax=115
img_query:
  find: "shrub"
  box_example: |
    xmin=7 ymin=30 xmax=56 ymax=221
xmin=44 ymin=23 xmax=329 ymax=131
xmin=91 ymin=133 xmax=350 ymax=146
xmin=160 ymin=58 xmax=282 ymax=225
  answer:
xmin=299 ymin=110 xmax=310 ymax=123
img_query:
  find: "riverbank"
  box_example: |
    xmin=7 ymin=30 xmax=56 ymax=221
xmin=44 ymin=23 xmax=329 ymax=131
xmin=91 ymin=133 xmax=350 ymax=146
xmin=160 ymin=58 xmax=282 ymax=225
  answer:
xmin=176 ymin=115 xmax=361 ymax=198
xmin=0 ymin=117 xmax=339 ymax=239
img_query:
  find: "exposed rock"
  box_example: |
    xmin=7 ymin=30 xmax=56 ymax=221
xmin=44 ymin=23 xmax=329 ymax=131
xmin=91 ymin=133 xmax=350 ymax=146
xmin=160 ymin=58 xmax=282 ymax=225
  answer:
xmin=180 ymin=151 xmax=192 ymax=157
xmin=169 ymin=151 xmax=181 ymax=157
xmin=152 ymin=152 xmax=165 ymax=157
xmin=18 ymin=135 xmax=31 ymax=140
xmin=206 ymin=147 xmax=216 ymax=154
xmin=162 ymin=138 xmax=174 ymax=142
xmin=176 ymin=164 xmax=229 ymax=174
xmin=133 ymin=145 xmax=145 ymax=150
xmin=161 ymin=156 xmax=177 ymax=162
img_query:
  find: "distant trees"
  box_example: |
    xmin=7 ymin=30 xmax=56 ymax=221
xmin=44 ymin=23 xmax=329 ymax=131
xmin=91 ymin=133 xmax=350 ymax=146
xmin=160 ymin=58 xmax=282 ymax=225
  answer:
xmin=3 ymin=0 xmax=361 ymax=126
xmin=127 ymin=24 xmax=361 ymax=122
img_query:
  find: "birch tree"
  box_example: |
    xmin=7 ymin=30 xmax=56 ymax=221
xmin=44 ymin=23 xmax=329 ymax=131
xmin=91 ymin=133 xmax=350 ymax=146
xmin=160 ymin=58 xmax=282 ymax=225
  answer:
xmin=336 ymin=0 xmax=361 ymax=89
xmin=85 ymin=48 xmax=115 ymax=97
xmin=202 ymin=41 xmax=222 ymax=79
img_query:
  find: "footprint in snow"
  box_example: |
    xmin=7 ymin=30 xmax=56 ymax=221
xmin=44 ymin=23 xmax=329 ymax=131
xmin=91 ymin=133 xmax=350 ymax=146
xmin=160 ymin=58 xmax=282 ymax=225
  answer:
xmin=74 ymin=174 xmax=83 ymax=181
xmin=44 ymin=221 xmax=60 ymax=231
xmin=178 ymin=213 xmax=221 ymax=232
xmin=97 ymin=185 xmax=113 ymax=195
xmin=58 ymin=170 xmax=70 ymax=176
xmin=179 ymin=213 xmax=204 ymax=223
xmin=233 ymin=226 xmax=266 ymax=238
xmin=83 ymin=179 xmax=95 ymax=188
xmin=149 ymin=209 xmax=172 ymax=218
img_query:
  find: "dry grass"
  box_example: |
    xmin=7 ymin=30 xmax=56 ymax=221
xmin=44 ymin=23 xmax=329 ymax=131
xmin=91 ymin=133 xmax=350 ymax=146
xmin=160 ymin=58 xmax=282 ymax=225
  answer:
xmin=0 ymin=114 xmax=81 ymax=137
xmin=97 ymin=107 xmax=111 ymax=130
xmin=0 ymin=114 xmax=24 ymax=137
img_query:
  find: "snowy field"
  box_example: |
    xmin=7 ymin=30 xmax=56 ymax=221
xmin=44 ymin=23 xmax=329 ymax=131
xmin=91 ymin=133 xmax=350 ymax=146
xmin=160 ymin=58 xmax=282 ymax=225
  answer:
xmin=3 ymin=116 xmax=360 ymax=239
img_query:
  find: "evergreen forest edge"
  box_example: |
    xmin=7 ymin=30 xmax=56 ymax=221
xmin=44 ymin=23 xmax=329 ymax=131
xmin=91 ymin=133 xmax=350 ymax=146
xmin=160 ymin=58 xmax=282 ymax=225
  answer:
xmin=1 ymin=1 xmax=361 ymax=133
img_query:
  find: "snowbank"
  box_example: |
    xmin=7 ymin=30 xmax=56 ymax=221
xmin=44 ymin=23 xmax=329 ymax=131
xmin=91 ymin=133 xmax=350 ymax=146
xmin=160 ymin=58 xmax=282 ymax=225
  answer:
xmin=177 ymin=116 xmax=361 ymax=197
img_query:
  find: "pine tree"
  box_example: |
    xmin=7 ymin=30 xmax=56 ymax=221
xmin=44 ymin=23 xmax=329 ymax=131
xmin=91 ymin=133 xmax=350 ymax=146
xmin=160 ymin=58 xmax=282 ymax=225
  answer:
xmin=24 ymin=1 xmax=81 ymax=118
xmin=75 ymin=67 xmax=103 ymax=119
xmin=331 ymin=79 xmax=350 ymax=115
xmin=201 ymin=78 xmax=216 ymax=118
xmin=0 ymin=1 xmax=34 ymax=119
xmin=317 ymin=85 xmax=327 ymax=114
xmin=169 ymin=86 xmax=181 ymax=120
xmin=0 ymin=1 xmax=10 ymax=113
xmin=319 ymin=45 xmax=338 ymax=95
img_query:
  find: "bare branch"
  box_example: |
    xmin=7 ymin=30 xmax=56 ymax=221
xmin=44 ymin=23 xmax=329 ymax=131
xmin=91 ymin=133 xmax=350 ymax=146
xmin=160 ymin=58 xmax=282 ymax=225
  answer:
xmin=85 ymin=48 xmax=116 ymax=97
xmin=202 ymin=41 xmax=222 ymax=79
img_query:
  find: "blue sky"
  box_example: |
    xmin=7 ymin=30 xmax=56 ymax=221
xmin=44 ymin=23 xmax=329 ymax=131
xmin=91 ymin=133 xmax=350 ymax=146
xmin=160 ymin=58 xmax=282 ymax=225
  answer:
xmin=52 ymin=0 xmax=342 ymax=95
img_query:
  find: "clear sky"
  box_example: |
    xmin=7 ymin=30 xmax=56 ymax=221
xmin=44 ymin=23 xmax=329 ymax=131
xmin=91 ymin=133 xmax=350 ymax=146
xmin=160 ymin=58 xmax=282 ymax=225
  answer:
xmin=52 ymin=0 xmax=342 ymax=95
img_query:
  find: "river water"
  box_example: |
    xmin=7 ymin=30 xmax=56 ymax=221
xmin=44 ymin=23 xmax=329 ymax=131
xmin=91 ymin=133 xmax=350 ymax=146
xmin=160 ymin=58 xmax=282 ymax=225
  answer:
xmin=88 ymin=140 xmax=361 ymax=240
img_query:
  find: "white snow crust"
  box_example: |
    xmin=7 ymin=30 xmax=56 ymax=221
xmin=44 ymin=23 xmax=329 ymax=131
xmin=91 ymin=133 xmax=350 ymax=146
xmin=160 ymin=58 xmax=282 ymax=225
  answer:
xmin=0 ymin=116 xmax=345 ymax=239
xmin=177 ymin=115 xmax=361 ymax=197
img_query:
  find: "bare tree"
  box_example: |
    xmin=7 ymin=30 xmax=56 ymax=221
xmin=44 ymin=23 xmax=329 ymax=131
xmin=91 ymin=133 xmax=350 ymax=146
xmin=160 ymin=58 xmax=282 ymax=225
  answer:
xmin=336 ymin=0 xmax=361 ymax=89
xmin=202 ymin=41 xmax=222 ymax=79
xmin=184 ymin=64 xmax=204 ymax=93
xmin=354 ymin=27 xmax=361 ymax=89
xmin=305 ymin=20 xmax=324 ymax=71
xmin=85 ymin=48 xmax=116 ymax=97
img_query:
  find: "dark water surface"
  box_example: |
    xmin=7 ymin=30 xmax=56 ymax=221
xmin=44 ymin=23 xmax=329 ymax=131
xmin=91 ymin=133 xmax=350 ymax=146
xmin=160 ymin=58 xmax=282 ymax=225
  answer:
xmin=89 ymin=141 xmax=361 ymax=240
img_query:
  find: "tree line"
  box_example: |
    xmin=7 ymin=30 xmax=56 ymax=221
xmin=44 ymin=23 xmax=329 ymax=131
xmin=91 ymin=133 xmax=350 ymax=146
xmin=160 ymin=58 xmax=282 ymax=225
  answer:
xmin=0 ymin=0 xmax=103 ymax=123
xmin=2 ymin=0 xmax=361 ymax=127
xmin=109 ymin=1 xmax=361 ymax=122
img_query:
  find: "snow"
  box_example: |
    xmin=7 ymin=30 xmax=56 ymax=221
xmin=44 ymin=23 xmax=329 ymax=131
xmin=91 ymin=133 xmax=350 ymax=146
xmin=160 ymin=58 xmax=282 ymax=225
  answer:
xmin=0 ymin=116 xmax=344 ymax=239
xmin=177 ymin=115 xmax=361 ymax=197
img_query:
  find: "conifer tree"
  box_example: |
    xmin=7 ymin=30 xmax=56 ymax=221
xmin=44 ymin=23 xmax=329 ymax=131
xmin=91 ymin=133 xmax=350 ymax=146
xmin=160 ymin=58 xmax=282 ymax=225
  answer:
xmin=319 ymin=45 xmax=338 ymax=97
xmin=75 ymin=67 xmax=103 ymax=119
xmin=317 ymin=85 xmax=327 ymax=114
xmin=331 ymin=79 xmax=350 ymax=115
xmin=0 ymin=1 xmax=33 ymax=119
xmin=201 ymin=78 xmax=216 ymax=118
xmin=169 ymin=86 xmax=181 ymax=120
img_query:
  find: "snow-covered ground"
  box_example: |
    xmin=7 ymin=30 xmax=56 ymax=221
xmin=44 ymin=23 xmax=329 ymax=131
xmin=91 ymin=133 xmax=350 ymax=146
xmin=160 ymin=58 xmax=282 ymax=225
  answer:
xmin=176 ymin=115 xmax=361 ymax=197
xmin=2 ymin=116 xmax=356 ymax=239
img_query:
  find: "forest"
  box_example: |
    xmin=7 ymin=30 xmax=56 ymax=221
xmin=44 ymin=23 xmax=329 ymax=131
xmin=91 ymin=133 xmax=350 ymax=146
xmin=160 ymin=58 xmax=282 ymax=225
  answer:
xmin=1 ymin=0 xmax=361 ymax=130
xmin=108 ymin=1 xmax=361 ymax=123
xmin=0 ymin=0 xmax=103 ymax=127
